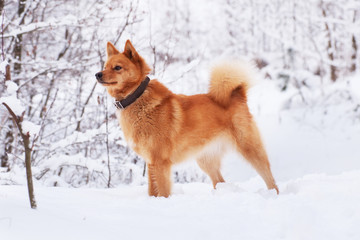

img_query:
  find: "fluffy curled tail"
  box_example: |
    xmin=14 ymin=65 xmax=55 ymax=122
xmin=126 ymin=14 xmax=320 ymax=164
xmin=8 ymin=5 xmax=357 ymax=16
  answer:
xmin=209 ymin=61 xmax=256 ymax=107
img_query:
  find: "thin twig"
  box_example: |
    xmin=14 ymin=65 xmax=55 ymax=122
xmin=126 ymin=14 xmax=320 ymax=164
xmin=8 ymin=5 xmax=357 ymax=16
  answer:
xmin=2 ymin=102 xmax=37 ymax=209
xmin=1 ymin=9 xmax=5 ymax=61
xmin=105 ymin=94 xmax=112 ymax=188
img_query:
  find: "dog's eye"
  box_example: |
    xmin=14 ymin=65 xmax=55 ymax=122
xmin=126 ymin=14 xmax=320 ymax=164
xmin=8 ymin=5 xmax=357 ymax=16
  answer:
xmin=114 ymin=66 xmax=122 ymax=71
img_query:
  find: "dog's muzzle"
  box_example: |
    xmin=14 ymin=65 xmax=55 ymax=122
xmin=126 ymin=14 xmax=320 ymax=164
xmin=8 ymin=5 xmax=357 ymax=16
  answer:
xmin=95 ymin=72 xmax=103 ymax=81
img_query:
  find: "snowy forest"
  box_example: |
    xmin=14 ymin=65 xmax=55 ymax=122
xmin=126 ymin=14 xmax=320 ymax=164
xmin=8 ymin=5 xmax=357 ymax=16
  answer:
xmin=1 ymin=0 xmax=359 ymax=187
xmin=1 ymin=0 xmax=360 ymax=239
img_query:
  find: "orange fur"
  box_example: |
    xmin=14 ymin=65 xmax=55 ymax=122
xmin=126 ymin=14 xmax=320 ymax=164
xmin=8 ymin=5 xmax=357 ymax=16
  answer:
xmin=97 ymin=40 xmax=279 ymax=197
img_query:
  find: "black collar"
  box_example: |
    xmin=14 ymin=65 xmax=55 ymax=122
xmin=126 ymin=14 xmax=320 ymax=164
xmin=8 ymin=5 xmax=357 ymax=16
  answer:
xmin=114 ymin=76 xmax=150 ymax=110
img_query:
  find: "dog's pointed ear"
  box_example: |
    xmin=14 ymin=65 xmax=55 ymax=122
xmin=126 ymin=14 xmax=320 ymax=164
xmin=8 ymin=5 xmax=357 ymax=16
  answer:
xmin=123 ymin=40 xmax=138 ymax=60
xmin=107 ymin=42 xmax=119 ymax=57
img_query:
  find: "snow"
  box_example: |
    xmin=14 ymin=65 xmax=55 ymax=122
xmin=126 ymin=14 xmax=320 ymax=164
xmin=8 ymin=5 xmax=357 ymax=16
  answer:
xmin=0 ymin=95 xmax=25 ymax=116
xmin=22 ymin=121 xmax=40 ymax=137
xmin=0 ymin=80 xmax=24 ymax=116
xmin=3 ymin=17 xmax=80 ymax=38
xmin=4 ymin=81 xmax=18 ymax=95
xmin=1 ymin=171 xmax=360 ymax=240
xmin=0 ymin=60 xmax=9 ymax=74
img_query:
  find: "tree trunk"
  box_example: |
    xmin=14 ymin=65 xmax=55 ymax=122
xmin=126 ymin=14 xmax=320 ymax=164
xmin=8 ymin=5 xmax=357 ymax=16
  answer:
xmin=1 ymin=5 xmax=13 ymax=171
xmin=23 ymin=130 xmax=37 ymax=209
xmin=350 ymin=10 xmax=358 ymax=72
xmin=13 ymin=0 xmax=27 ymax=79
xmin=321 ymin=5 xmax=337 ymax=82
xmin=1 ymin=126 xmax=13 ymax=171
xmin=350 ymin=35 xmax=357 ymax=72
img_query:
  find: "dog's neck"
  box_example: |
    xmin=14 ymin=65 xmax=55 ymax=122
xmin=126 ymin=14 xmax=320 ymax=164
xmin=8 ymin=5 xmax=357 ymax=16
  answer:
xmin=114 ymin=76 xmax=150 ymax=110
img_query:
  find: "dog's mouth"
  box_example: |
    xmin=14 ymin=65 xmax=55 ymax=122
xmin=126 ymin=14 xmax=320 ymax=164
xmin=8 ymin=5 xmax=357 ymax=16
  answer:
xmin=97 ymin=79 xmax=117 ymax=85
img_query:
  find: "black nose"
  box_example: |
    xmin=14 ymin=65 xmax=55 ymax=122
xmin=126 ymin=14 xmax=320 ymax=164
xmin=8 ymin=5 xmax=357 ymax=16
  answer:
xmin=95 ymin=72 xmax=103 ymax=80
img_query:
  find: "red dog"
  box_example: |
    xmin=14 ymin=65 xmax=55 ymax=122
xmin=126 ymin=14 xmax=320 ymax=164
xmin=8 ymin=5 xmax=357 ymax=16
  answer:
xmin=95 ymin=40 xmax=279 ymax=197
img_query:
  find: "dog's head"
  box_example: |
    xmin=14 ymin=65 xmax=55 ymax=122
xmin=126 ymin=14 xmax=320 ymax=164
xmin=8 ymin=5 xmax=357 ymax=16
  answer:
xmin=95 ymin=40 xmax=151 ymax=99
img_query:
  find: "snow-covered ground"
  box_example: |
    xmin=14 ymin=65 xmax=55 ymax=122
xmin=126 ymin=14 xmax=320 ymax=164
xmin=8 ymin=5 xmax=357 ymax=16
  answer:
xmin=1 ymin=170 xmax=360 ymax=240
xmin=2 ymin=74 xmax=360 ymax=240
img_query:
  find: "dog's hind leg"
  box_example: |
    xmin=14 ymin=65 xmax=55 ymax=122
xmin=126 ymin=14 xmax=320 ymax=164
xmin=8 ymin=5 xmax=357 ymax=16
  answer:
xmin=197 ymin=153 xmax=225 ymax=189
xmin=231 ymin=118 xmax=279 ymax=194
xmin=147 ymin=160 xmax=172 ymax=197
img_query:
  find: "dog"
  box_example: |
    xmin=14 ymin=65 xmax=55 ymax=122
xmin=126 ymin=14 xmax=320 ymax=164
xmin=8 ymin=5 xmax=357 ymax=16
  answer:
xmin=95 ymin=40 xmax=279 ymax=197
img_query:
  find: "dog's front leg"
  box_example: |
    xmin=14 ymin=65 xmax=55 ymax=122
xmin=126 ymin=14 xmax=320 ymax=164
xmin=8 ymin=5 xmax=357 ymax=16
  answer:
xmin=147 ymin=161 xmax=172 ymax=197
xmin=147 ymin=163 xmax=157 ymax=197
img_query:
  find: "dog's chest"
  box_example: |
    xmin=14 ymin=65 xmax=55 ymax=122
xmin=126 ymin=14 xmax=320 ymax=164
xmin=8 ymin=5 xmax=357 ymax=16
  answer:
xmin=116 ymin=109 xmax=156 ymax=161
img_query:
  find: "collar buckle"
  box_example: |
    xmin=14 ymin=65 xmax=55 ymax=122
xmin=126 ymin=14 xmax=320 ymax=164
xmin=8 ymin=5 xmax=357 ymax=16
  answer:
xmin=113 ymin=101 xmax=124 ymax=110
